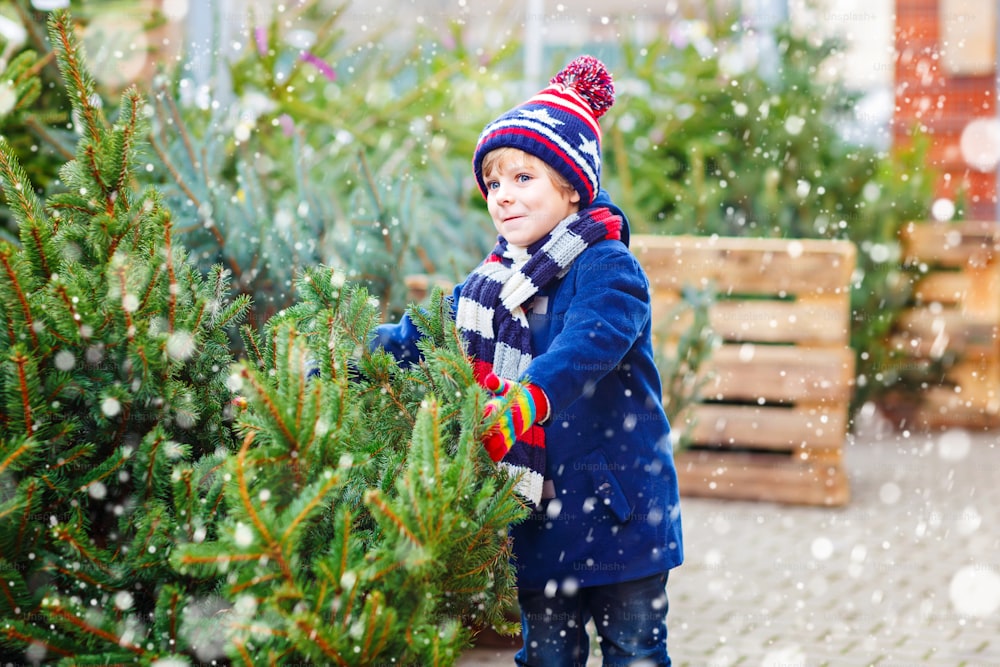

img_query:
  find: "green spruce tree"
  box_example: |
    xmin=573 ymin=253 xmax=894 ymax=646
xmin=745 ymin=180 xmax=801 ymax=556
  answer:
xmin=170 ymin=274 xmax=526 ymax=664
xmin=2 ymin=10 xmax=527 ymax=664
xmin=0 ymin=10 xmax=251 ymax=662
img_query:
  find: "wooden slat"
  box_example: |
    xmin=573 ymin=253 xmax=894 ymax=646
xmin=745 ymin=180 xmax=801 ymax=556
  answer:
xmin=675 ymin=450 xmax=850 ymax=506
xmin=887 ymin=334 xmax=997 ymax=360
xmin=885 ymin=221 xmax=1000 ymax=429
xmin=655 ymin=295 xmax=851 ymax=346
xmin=902 ymin=386 xmax=1000 ymax=429
xmin=698 ymin=344 xmax=855 ymax=404
xmin=634 ymin=235 xmax=856 ymax=296
xmin=635 ymin=233 xmax=856 ymax=504
xmin=901 ymin=220 xmax=1000 ymax=267
xmin=944 ymin=359 xmax=1000 ymax=400
xmin=679 ymin=403 xmax=847 ymax=452
xmin=912 ymin=265 xmax=1000 ymax=318
xmin=893 ymin=308 xmax=999 ymax=353
xmin=708 ymin=296 xmax=850 ymax=344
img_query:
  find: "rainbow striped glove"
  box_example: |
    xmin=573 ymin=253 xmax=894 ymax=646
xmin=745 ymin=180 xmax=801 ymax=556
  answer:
xmin=481 ymin=372 xmax=549 ymax=463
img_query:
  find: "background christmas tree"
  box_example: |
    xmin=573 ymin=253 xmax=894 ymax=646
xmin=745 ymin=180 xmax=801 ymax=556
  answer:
xmin=1 ymin=10 xmax=527 ymax=664
xmin=141 ymin=0 xmax=501 ymax=327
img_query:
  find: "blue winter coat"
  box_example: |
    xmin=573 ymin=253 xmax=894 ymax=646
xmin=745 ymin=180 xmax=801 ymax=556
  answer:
xmin=372 ymin=194 xmax=684 ymax=590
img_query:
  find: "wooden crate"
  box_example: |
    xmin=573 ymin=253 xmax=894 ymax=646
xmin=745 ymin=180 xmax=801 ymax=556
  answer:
xmin=880 ymin=220 xmax=1000 ymax=430
xmin=632 ymin=235 xmax=856 ymax=506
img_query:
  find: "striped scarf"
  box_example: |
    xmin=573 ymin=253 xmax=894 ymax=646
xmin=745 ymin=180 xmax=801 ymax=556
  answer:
xmin=456 ymin=206 xmax=622 ymax=504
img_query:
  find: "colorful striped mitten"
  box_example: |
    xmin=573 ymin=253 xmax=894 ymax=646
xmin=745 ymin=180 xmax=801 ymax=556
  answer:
xmin=481 ymin=372 xmax=549 ymax=463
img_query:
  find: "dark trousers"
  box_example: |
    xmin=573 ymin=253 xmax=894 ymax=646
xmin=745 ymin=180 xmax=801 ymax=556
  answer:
xmin=514 ymin=571 xmax=671 ymax=667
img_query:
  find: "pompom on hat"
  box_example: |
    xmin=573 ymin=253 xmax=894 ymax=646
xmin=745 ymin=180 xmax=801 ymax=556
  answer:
xmin=473 ymin=55 xmax=615 ymax=207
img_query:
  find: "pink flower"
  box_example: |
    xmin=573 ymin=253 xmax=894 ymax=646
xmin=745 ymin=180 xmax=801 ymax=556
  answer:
xmin=300 ymin=52 xmax=336 ymax=81
xmin=278 ymin=114 xmax=295 ymax=137
xmin=254 ymin=26 xmax=268 ymax=56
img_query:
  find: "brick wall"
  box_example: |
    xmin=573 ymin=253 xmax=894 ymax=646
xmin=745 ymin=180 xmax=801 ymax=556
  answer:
xmin=894 ymin=0 xmax=998 ymax=219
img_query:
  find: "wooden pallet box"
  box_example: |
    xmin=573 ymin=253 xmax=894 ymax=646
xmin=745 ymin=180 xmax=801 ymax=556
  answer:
xmin=632 ymin=235 xmax=856 ymax=506
xmin=880 ymin=220 xmax=1000 ymax=429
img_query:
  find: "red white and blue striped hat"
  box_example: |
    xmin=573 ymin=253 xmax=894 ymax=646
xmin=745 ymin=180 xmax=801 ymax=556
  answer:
xmin=473 ymin=55 xmax=615 ymax=207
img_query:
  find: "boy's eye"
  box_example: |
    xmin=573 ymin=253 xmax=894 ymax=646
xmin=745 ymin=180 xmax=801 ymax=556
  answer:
xmin=516 ymin=173 xmax=532 ymax=183
xmin=486 ymin=181 xmax=499 ymax=190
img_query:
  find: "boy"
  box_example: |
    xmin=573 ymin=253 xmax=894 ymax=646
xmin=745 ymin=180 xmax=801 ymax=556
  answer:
xmin=372 ymin=55 xmax=683 ymax=666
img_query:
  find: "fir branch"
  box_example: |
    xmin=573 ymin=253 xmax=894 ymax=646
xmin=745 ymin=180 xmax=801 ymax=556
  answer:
xmin=318 ymin=511 xmax=352 ymax=608
xmin=0 ymin=576 xmax=21 ymax=616
xmin=23 ymin=49 xmax=56 ymax=82
xmin=279 ymin=471 xmax=341 ymax=549
xmin=26 ymin=224 xmax=53 ymax=280
xmin=0 ymin=626 xmax=74 ymax=660
xmin=54 ymin=284 xmax=86 ymax=340
xmin=141 ymin=431 xmax=166 ymax=500
xmin=24 ymin=115 xmax=76 ymax=161
xmin=174 ymin=551 xmax=267 ymax=567
xmin=214 ymin=295 xmax=252 ymax=330
xmin=359 ymin=592 xmax=393 ymax=661
xmin=48 ymin=10 xmax=104 ymax=145
xmin=79 ymin=449 xmax=130 ymax=492
xmin=232 ymin=640 xmax=255 ymax=664
xmin=105 ymin=212 xmax=128 ymax=259
xmin=114 ymin=265 xmax=135 ymax=342
xmin=83 ymin=142 xmax=112 ymax=208
xmin=45 ymin=194 xmax=95 ymax=217
xmin=363 ymin=489 xmax=421 ymax=547
xmin=292 ymin=618 xmax=349 ymax=667
xmin=156 ymin=82 xmax=206 ymax=185
xmin=48 ymin=443 xmax=93 ymax=474
xmin=48 ymin=605 xmax=146 ymax=656
xmin=337 ymin=570 xmax=363 ymax=629
xmin=237 ymin=365 xmax=298 ymax=450
xmin=9 ymin=350 xmax=34 ymax=436
xmin=146 ymin=131 xmax=204 ymax=214
xmin=229 ymin=571 xmax=282 ymax=595
xmin=160 ymin=586 xmax=181 ymax=646
xmin=49 ymin=564 xmax=109 ymax=594
xmin=138 ymin=263 xmax=162 ymax=314
xmin=48 ymin=527 xmax=116 ymax=577
xmin=190 ymin=300 xmax=209 ymax=335
xmin=13 ymin=480 xmax=41 ymax=557
xmin=162 ymin=215 xmax=178 ymax=331
xmin=234 ymin=431 xmax=287 ymax=579
xmin=114 ymin=88 xmax=144 ymax=199
xmin=133 ymin=512 xmax=165 ymax=565
xmin=0 ymin=138 xmax=48 ymax=234
xmin=0 ymin=247 xmax=39 ymax=349
xmin=241 ymin=324 xmax=266 ymax=369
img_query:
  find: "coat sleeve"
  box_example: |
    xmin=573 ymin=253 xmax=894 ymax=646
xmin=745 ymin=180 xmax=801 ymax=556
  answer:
xmin=370 ymin=282 xmax=464 ymax=364
xmin=522 ymin=243 xmax=652 ymax=417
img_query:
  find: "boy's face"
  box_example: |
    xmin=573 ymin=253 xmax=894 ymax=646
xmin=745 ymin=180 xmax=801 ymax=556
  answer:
xmin=483 ymin=152 xmax=581 ymax=247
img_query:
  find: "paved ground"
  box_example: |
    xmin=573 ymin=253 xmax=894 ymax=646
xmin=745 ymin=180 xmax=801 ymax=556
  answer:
xmin=458 ymin=407 xmax=1000 ymax=666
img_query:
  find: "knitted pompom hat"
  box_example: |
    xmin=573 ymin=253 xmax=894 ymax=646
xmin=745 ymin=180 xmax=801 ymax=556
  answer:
xmin=473 ymin=55 xmax=615 ymax=207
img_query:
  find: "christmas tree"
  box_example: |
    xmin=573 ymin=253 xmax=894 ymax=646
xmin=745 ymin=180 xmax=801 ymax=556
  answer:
xmin=0 ymin=8 xmax=251 ymax=663
xmin=141 ymin=0 xmax=501 ymax=327
xmin=171 ymin=274 xmax=526 ymax=664
xmin=2 ymin=10 xmax=526 ymax=664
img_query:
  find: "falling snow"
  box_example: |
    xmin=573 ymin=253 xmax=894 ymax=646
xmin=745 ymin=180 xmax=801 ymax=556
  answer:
xmin=166 ymin=330 xmax=196 ymax=361
xmin=100 ymin=397 xmax=121 ymax=417
xmin=233 ymin=522 xmax=253 ymax=548
xmin=6 ymin=2 xmax=1000 ymax=665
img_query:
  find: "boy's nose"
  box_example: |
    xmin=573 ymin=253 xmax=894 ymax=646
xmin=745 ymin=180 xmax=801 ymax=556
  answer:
xmin=496 ymin=183 xmax=514 ymax=204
